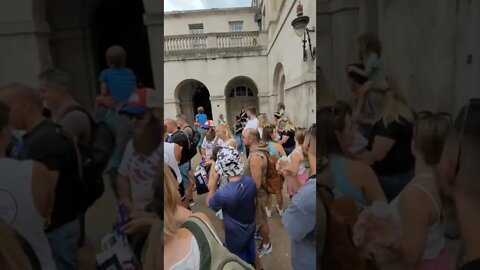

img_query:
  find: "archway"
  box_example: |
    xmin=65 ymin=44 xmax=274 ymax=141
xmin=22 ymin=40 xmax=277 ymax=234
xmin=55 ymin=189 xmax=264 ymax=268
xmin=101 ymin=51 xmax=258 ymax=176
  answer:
xmin=225 ymin=76 xmax=259 ymax=125
xmin=175 ymin=80 xmax=213 ymax=124
xmin=46 ymin=0 xmax=153 ymax=109
xmin=273 ymin=63 xmax=285 ymax=107
xmin=95 ymin=0 xmax=154 ymax=88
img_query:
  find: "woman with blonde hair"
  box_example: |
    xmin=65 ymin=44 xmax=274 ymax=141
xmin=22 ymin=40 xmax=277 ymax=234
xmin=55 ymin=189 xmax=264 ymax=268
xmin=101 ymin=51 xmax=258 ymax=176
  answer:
xmin=279 ymin=117 xmax=297 ymax=155
xmin=359 ymin=77 xmax=416 ymax=201
xmin=163 ymin=166 xmax=214 ymax=269
xmin=215 ymin=121 xmax=237 ymax=149
xmin=257 ymin=113 xmax=270 ymax=139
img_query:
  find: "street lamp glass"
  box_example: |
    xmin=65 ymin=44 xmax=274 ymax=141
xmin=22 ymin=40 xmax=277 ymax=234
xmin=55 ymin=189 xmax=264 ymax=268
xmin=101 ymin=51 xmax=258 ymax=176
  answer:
xmin=294 ymin=26 xmax=306 ymax=37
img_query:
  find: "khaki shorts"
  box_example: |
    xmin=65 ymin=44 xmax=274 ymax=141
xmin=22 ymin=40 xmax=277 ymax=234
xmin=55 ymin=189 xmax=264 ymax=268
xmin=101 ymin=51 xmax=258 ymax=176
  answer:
xmin=255 ymin=188 xmax=268 ymax=226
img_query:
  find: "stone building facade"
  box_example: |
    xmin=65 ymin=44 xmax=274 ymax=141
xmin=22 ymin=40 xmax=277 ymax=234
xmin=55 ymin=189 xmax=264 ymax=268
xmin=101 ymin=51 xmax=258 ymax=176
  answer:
xmin=0 ymin=0 xmax=163 ymax=110
xmin=164 ymin=0 xmax=317 ymax=127
xmin=318 ymin=0 xmax=480 ymax=114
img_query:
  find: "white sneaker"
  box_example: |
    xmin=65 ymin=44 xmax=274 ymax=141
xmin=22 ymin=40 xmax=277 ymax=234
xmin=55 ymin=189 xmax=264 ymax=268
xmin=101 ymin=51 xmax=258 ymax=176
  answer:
xmin=277 ymin=205 xmax=284 ymax=216
xmin=258 ymin=243 xmax=273 ymax=257
xmin=265 ymin=207 xmax=272 ymax=218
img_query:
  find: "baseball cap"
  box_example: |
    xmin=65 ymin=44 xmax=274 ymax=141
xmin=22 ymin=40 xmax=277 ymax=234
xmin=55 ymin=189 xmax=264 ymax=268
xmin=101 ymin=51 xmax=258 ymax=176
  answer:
xmin=214 ymin=147 xmax=245 ymax=177
xmin=202 ymin=119 xmax=215 ymax=129
xmin=120 ymin=88 xmax=161 ymax=115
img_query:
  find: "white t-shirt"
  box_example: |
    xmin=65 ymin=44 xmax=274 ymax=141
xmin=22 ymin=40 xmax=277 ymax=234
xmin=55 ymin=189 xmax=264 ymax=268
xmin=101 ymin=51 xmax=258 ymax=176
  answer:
xmin=201 ymin=137 xmax=224 ymax=159
xmin=164 ymin=142 xmax=182 ymax=184
xmin=119 ymin=141 xmax=162 ymax=211
xmin=244 ymin=118 xmax=259 ymax=130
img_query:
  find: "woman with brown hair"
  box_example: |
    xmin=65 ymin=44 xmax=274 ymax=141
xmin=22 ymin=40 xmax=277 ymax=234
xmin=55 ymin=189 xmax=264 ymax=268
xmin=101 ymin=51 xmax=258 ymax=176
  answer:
xmin=116 ymin=88 xmax=162 ymax=258
xmin=355 ymin=112 xmax=453 ymax=270
xmin=318 ymin=100 xmax=386 ymax=208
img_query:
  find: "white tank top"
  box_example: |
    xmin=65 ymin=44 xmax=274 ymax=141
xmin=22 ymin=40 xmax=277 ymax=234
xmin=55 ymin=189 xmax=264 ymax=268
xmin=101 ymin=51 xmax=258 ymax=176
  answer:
xmin=287 ymin=146 xmax=306 ymax=175
xmin=170 ymin=237 xmax=201 ymax=270
xmin=0 ymin=159 xmax=56 ymax=270
xmin=164 ymin=142 xmax=182 ymax=184
xmin=390 ymin=175 xmax=446 ymax=259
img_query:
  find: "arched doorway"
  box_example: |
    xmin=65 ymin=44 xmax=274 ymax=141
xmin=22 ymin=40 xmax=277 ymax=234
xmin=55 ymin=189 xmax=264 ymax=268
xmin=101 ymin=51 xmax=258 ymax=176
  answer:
xmin=225 ymin=76 xmax=259 ymax=125
xmin=273 ymin=63 xmax=285 ymax=107
xmin=95 ymin=0 xmax=154 ymax=88
xmin=175 ymin=80 xmax=213 ymax=124
xmin=46 ymin=0 xmax=153 ymax=109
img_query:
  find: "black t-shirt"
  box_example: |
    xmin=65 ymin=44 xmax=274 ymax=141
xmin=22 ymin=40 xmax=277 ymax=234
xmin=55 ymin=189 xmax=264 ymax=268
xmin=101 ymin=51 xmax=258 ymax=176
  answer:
xmin=459 ymin=259 xmax=480 ymax=270
xmin=171 ymin=131 xmax=190 ymax=165
xmin=370 ymin=117 xmax=415 ymax=176
xmin=282 ymin=129 xmax=296 ymax=149
xmin=234 ymin=123 xmax=243 ymax=135
xmin=18 ymin=120 xmax=82 ymax=231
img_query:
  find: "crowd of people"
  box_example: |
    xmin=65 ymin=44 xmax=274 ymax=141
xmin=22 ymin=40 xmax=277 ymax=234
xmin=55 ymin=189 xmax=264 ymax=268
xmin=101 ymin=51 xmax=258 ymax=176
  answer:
xmin=163 ymin=104 xmax=317 ymax=269
xmin=317 ymin=32 xmax=480 ymax=270
xmin=0 ymin=46 xmax=164 ymax=270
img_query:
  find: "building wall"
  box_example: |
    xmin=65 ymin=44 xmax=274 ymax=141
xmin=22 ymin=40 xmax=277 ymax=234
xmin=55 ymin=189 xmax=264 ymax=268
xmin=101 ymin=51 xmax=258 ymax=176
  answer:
xmin=0 ymin=0 xmax=161 ymax=110
xmin=164 ymin=55 xmax=268 ymax=121
xmin=164 ymin=8 xmax=259 ymax=35
xmin=164 ymin=0 xmax=317 ymax=128
xmin=318 ymin=0 xmax=480 ymax=114
xmin=267 ymin=0 xmax=317 ymax=127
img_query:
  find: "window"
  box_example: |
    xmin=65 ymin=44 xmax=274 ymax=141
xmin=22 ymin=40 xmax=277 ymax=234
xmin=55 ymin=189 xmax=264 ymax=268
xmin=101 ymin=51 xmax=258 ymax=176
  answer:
xmin=188 ymin=24 xmax=206 ymax=48
xmin=229 ymin=85 xmax=254 ymax=97
xmin=229 ymin=21 xmax=243 ymax=32
xmin=189 ymin=24 xmax=204 ymax=34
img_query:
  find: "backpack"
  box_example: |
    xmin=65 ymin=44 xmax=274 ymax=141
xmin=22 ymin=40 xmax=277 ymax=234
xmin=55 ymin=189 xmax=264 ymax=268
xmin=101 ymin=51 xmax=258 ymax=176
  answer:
xmin=317 ymin=180 xmax=378 ymax=270
xmin=61 ymin=106 xmax=116 ymax=212
xmin=183 ymin=125 xmax=200 ymax=159
xmin=181 ymin=216 xmax=255 ymax=270
xmin=251 ymin=149 xmax=283 ymax=194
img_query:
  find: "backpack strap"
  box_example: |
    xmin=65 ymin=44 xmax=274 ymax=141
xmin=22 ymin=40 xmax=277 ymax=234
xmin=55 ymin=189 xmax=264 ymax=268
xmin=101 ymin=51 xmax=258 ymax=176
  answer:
xmin=59 ymin=105 xmax=95 ymax=144
xmin=181 ymin=216 xmax=217 ymax=270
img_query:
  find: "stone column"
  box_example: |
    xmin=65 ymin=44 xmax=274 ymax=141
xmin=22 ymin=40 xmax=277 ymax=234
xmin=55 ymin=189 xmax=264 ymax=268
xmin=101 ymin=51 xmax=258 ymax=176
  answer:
xmin=143 ymin=0 xmax=163 ymax=90
xmin=49 ymin=27 xmax=97 ymax=110
xmin=0 ymin=20 xmax=52 ymax=87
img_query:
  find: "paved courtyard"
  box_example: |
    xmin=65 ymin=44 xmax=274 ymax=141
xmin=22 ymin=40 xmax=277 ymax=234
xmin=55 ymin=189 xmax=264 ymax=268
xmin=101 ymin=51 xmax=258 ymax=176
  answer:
xmin=84 ymin=153 xmax=295 ymax=270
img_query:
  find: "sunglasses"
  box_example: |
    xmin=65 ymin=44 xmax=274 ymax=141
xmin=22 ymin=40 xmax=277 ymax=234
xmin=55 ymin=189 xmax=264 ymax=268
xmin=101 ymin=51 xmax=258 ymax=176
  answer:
xmin=455 ymin=98 xmax=480 ymax=175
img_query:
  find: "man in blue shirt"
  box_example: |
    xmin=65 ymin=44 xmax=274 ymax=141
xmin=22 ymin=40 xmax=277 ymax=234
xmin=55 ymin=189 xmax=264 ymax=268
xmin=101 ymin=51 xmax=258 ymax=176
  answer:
xmin=281 ymin=123 xmax=317 ymax=270
xmin=207 ymin=147 xmax=257 ymax=266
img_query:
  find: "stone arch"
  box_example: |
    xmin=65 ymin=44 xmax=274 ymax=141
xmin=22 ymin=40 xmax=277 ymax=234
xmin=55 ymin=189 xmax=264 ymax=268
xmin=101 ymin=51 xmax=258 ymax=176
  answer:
xmin=224 ymin=76 xmax=259 ymax=125
xmin=174 ymin=79 xmax=213 ymax=123
xmin=273 ymin=62 xmax=285 ymax=107
xmin=30 ymin=0 xmax=153 ymax=109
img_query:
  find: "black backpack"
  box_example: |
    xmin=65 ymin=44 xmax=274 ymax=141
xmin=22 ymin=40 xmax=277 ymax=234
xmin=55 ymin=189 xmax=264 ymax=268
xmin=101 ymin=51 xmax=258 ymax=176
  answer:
xmin=183 ymin=125 xmax=200 ymax=158
xmin=61 ymin=106 xmax=116 ymax=212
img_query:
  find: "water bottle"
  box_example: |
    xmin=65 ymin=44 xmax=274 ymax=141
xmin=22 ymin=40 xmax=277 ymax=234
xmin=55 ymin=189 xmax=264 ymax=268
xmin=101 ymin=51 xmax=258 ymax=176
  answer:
xmin=117 ymin=203 xmax=129 ymax=237
xmin=200 ymin=156 xmax=206 ymax=167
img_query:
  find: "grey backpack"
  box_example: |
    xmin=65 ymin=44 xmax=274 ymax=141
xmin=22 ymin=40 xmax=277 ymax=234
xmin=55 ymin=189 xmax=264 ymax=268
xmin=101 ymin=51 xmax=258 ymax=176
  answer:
xmin=181 ymin=216 xmax=255 ymax=270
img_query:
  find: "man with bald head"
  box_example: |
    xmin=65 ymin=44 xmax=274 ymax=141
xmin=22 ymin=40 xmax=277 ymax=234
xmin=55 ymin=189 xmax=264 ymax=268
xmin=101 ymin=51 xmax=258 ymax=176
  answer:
xmin=164 ymin=118 xmax=191 ymax=208
xmin=0 ymin=82 xmax=83 ymax=270
xmin=243 ymin=128 xmax=272 ymax=261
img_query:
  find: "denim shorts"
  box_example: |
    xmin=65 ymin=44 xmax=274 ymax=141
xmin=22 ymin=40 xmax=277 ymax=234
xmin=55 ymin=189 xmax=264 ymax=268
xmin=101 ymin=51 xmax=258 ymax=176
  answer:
xmin=47 ymin=219 xmax=81 ymax=270
xmin=179 ymin=162 xmax=190 ymax=189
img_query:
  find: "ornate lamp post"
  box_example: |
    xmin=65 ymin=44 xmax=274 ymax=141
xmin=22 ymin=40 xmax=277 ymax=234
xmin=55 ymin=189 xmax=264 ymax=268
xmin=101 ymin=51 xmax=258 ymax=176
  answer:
xmin=291 ymin=2 xmax=316 ymax=61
